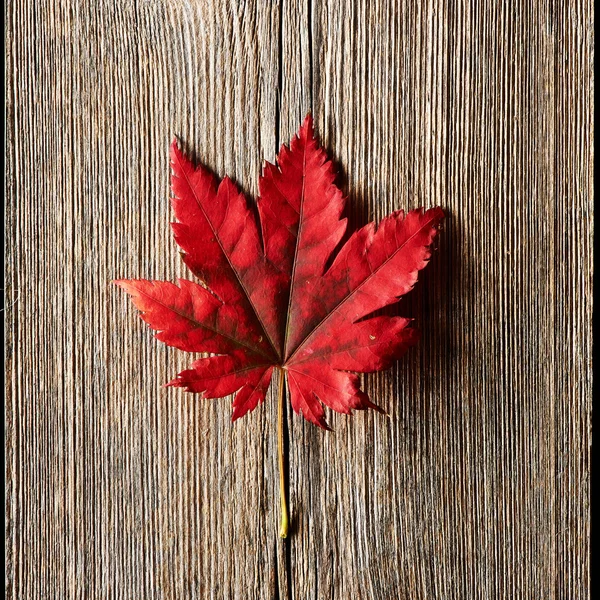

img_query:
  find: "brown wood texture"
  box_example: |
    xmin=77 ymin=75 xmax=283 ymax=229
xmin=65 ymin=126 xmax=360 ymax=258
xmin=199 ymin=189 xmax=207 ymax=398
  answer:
xmin=5 ymin=1 xmax=593 ymax=598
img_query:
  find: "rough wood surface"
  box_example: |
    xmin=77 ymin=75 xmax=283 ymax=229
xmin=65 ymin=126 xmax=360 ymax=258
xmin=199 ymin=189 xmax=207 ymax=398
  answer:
xmin=5 ymin=1 xmax=593 ymax=598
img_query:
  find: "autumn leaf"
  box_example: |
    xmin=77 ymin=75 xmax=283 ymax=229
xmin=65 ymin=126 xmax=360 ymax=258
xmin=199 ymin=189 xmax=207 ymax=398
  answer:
xmin=115 ymin=115 xmax=443 ymax=536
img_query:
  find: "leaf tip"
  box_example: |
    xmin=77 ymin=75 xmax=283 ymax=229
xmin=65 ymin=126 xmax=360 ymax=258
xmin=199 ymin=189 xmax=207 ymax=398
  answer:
xmin=170 ymin=136 xmax=186 ymax=165
xmin=300 ymin=112 xmax=314 ymax=139
xmin=113 ymin=279 xmax=135 ymax=293
xmin=315 ymin=416 xmax=333 ymax=432
xmin=376 ymin=405 xmax=389 ymax=417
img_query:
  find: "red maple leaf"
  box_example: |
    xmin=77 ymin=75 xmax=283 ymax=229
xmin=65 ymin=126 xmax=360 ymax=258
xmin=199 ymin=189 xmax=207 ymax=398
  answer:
xmin=116 ymin=115 xmax=442 ymax=535
xmin=117 ymin=114 xmax=443 ymax=428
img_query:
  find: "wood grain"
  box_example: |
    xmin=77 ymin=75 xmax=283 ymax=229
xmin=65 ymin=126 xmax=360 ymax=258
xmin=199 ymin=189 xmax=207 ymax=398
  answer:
xmin=5 ymin=1 xmax=592 ymax=598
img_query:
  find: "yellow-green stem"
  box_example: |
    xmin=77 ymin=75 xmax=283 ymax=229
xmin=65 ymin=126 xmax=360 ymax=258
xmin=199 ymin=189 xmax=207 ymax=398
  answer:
xmin=277 ymin=368 xmax=289 ymax=538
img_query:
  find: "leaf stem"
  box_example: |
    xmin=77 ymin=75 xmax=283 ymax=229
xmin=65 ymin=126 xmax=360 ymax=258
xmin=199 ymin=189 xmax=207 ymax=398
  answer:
xmin=277 ymin=367 xmax=289 ymax=538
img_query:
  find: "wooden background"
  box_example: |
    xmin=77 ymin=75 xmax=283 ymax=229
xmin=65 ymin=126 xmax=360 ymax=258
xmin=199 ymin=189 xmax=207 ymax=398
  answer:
xmin=5 ymin=1 xmax=593 ymax=598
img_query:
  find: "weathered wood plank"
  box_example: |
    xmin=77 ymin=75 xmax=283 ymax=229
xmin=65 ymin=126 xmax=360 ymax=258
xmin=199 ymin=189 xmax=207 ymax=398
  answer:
xmin=6 ymin=1 xmax=282 ymax=598
xmin=286 ymin=2 xmax=593 ymax=598
xmin=5 ymin=1 xmax=592 ymax=599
